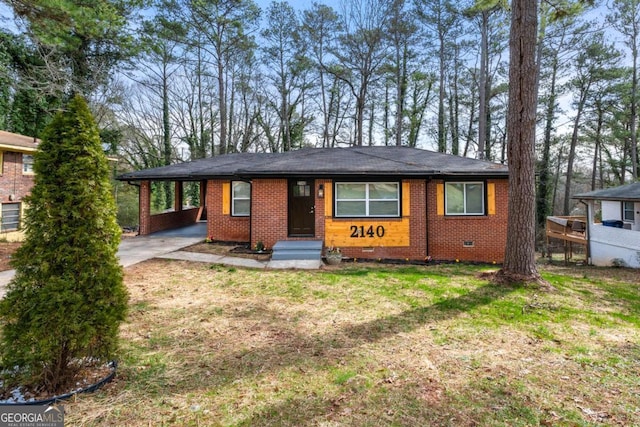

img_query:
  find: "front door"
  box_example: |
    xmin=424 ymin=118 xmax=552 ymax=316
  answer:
xmin=288 ymin=179 xmax=315 ymax=236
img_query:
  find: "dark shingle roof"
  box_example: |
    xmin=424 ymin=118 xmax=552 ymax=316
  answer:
xmin=118 ymin=146 xmax=509 ymax=181
xmin=573 ymin=182 xmax=640 ymax=202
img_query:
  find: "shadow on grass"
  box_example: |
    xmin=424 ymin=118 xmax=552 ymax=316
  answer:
xmin=115 ymin=265 xmax=640 ymax=426
xmin=342 ymin=281 xmax=517 ymax=343
xmin=163 ymin=281 xmax=522 ymax=394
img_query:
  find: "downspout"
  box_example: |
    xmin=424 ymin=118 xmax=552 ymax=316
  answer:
xmin=579 ymin=199 xmax=592 ymax=265
xmin=425 ymin=178 xmax=430 ymax=259
xmin=249 ymin=180 xmax=253 ymax=248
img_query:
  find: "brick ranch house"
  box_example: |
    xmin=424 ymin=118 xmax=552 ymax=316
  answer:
xmin=118 ymin=146 xmax=510 ymax=263
xmin=0 ymin=130 xmax=38 ymax=240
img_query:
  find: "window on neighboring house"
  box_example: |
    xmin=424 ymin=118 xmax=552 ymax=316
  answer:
xmin=1 ymin=203 xmax=21 ymax=231
xmin=232 ymin=181 xmax=250 ymax=216
xmin=445 ymin=182 xmax=485 ymax=215
xmin=334 ymin=182 xmax=400 ymax=217
xmin=623 ymin=201 xmax=635 ymax=222
xmin=22 ymin=154 xmax=34 ymax=174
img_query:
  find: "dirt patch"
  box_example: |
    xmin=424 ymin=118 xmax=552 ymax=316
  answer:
xmin=184 ymin=241 xmax=272 ymax=261
xmin=0 ymin=242 xmax=21 ymax=272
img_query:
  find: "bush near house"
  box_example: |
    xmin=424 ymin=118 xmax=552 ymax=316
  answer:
xmin=0 ymin=95 xmax=128 ymax=393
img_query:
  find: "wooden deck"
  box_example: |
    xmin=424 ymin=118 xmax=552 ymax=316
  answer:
xmin=546 ymin=216 xmax=588 ymax=244
xmin=546 ymin=216 xmax=587 ymax=263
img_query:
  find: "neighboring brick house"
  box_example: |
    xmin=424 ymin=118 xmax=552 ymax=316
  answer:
xmin=118 ymin=146 xmax=510 ymax=263
xmin=0 ymin=130 xmax=38 ymax=241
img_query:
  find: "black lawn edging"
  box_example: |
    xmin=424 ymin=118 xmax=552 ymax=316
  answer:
xmin=0 ymin=361 xmax=117 ymax=406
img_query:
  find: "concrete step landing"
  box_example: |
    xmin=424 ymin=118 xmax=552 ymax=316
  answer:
xmin=271 ymin=240 xmax=323 ymax=261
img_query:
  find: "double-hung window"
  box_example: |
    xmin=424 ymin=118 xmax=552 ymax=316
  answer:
xmin=22 ymin=154 xmax=34 ymax=174
xmin=445 ymin=182 xmax=485 ymax=215
xmin=231 ymin=181 xmax=250 ymax=216
xmin=1 ymin=203 xmax=21 ymax=231
xmin=623 ymin=201 xmax=635 ymax=222
xmin=335 ymin=182 xmax=400 ymax=217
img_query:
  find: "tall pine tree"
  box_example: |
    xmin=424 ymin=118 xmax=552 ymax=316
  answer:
xmin=0 ymin=95 xmax=128 ymax=392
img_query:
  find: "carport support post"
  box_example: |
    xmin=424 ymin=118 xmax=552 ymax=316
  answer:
xmin=174 ymin=181 xmax=183 ymax=212
xmin=139 ymin=180 xmax=151 ymax=235
xmin=198 ymin=180 xmax=207 ymax=221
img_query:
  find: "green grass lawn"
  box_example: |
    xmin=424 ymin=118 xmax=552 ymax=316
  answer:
xmin=66 ymin=260 xmax=639 ymax=426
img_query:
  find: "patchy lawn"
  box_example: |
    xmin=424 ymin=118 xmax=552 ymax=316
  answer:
xmin=58 ymin=258 xmax=639 ymax=426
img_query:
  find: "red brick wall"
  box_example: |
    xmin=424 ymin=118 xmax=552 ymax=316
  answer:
xmin=149 ymin=208 xmax=200 ymax=233
xmin=251 ymin=179 xmax=288 ymax=248
xmin=0 ymin=151 xmax=35 ymax=203
xmin=206 ymin=180 xmax=250 ymax=242
xmin=250 ymin=179 xmax=328 ymax=250
xmin=137 ymin=176 xmax=508 ymax=263
xmin=427 ymin=179 xmax=508 ymax=263
xmin=139 ymin=180 xmax=201 ymax=235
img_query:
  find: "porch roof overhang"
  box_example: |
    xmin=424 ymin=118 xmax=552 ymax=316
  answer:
xmin=573 ymin=182 xmax=640 ymax=202
xmin=117 ymin=146 xmax=510 ymax=182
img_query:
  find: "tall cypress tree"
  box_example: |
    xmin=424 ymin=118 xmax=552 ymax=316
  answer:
xmin=0 ymin=95 xmax=128 ymax=393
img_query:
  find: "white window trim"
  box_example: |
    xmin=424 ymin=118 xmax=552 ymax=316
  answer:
xmin=445 ymin=181 xmax=485 ymax=216
xmin=231 ymin=181 xmax=250 ymax=217
xmin=1 ymin=202 xmax=22 ymax=232
xmin=623 ymin=201 xmax=635 ymax=222
xmin=22 ymin=154 xmax=34 ymax=175
xmin=334 ymin=182 xmax=400 ymax=218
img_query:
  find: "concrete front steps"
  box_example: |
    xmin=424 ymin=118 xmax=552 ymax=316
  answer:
xmin=270 ymin=240 xmax=323 ymax=269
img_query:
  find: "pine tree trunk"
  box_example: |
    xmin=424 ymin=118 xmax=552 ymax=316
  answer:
xmin=499 ymin=0 xmax=542 ymax=283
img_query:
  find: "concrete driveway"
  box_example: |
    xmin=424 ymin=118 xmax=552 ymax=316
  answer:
xmin=0 ymin=223 xmax=207 ymax=295
xmin=0 ymin=222 xmax=323 ymax=297
xmin=117 ymin=223 xmax=206 ymax=267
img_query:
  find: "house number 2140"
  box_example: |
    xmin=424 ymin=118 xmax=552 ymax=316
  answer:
xmin=350 ymin=225 xmax=385 ymax=238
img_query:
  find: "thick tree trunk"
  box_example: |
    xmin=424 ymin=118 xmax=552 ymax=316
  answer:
xmin=499 ymin=0 xmax=541 ymax=282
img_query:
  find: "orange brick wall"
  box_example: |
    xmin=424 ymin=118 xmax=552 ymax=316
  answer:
xmin=426 ymin=179 xmax=508 ymax=263
xmin=333 ymin=180 xmax=428 ymax=261
xmin=206 ymin=180 xmax=250 ymax=242
xmin=0 ymin=151 xmax=35 ymax=203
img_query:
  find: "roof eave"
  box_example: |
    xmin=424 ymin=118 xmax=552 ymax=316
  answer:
xmin=573 ymin=195 xmax=640 ymax=202
xmin=0 ymin=143 xmax=37 ymax=153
